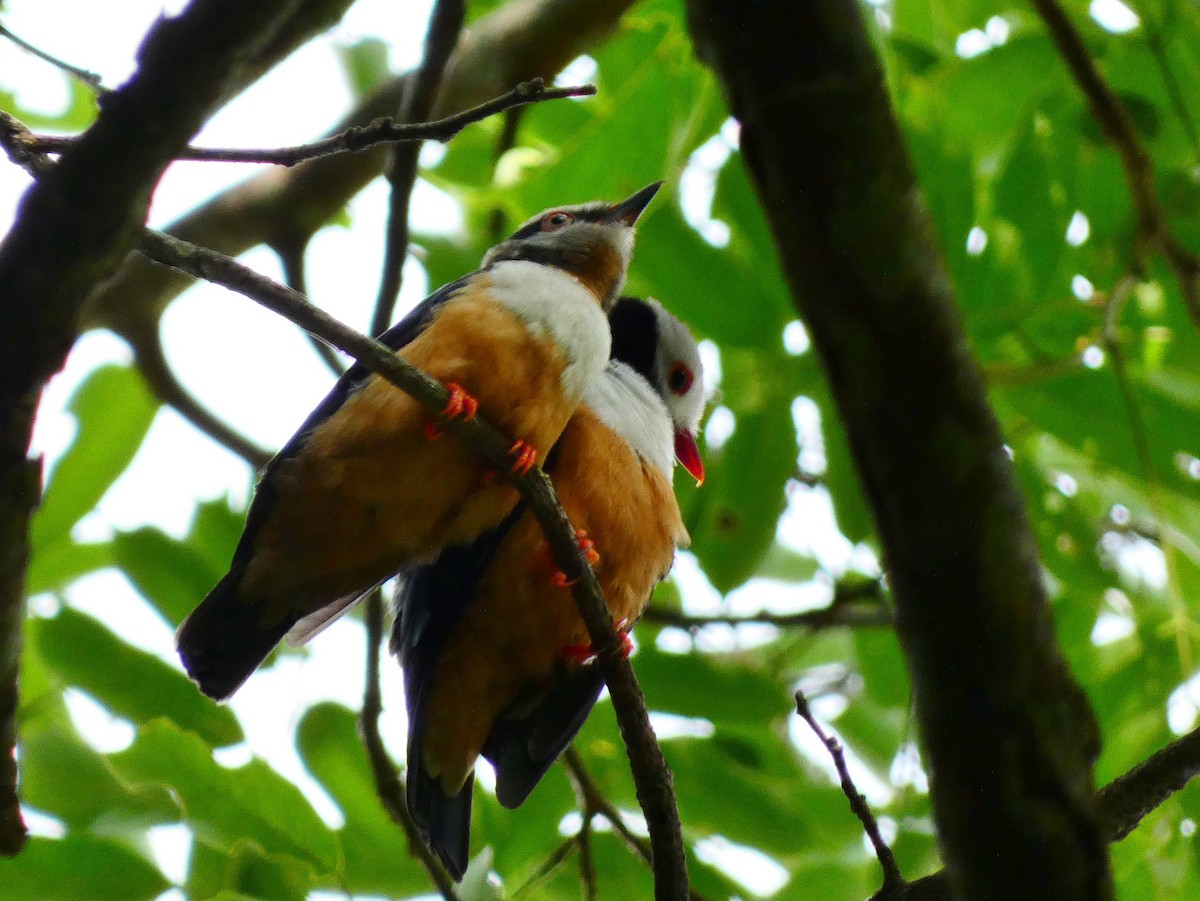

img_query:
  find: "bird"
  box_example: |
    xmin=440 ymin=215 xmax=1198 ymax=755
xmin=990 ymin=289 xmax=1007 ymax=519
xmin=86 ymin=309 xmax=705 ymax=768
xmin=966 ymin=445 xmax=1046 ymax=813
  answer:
xmin=177 ymin=183 xmax=664 ymax=701
xmin=393 ymin=296 xmax=706 ymax=879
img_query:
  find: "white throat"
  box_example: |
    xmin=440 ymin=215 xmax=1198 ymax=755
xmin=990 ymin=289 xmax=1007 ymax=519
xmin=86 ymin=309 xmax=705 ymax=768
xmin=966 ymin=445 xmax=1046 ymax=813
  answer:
xmin=486 ymin=259 xmax=611 ymax=400
xmin=585 ymin=360 xmax=673 ymax=476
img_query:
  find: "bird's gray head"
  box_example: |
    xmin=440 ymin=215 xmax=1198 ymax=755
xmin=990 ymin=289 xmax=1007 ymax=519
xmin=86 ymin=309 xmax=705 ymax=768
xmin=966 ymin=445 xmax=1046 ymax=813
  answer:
xmin=608 ymin=296 xmax=706 ymax=484
xmin=482 ymin=182 xmax=663 ymax=310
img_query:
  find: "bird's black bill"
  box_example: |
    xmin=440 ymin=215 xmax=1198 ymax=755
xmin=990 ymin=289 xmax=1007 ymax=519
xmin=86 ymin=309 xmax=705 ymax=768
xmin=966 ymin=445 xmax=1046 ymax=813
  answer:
xmin=605 ymin=181 xmax=664 ymax=225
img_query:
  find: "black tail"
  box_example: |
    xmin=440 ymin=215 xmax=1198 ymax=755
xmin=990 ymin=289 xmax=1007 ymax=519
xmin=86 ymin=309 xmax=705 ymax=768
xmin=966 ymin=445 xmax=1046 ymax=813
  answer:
xmin=176 ymin=568 xmax=290 ymax=701
xmin=484 ymin=665 xmax=605 ymax=809
xmin=407 ymin=764 xmax=472 ymax=881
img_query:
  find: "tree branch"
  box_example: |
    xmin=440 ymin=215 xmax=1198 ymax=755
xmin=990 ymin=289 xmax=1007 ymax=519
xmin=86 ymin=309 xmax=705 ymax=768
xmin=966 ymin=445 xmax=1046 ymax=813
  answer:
xmin=1030 ymin=0 xmax=1200 ymax=331
xmin=876 ymin=723 xmax=1200 ymax=900
xmin=641 ymin=580 xmax=889 ymax=631
xmin=80 ymin=0 xmax=640 ymax=343
xmin=359 ymin=589 xmax=458 ymax=899
xmin=0 ymin=21 xmax=105 ymax=91
xmin=27 ymin=80 xmax=593 ymax=168
xmin=133 ymin=228 xmax=690 ymax=899
xmin=0 ymin=0 xmax=353 ymax=856
xmin=371 ymin=0 xmax=466 ymax=336
xmin=686 ymin=3 xmax=1112 ymax=899
xmin=795 ymin=691 xmax=904 ymax=894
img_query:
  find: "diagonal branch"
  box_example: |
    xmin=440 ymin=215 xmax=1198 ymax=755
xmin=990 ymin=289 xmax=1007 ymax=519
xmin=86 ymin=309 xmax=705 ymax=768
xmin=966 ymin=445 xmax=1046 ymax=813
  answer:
xmin=359 ymin=589 xmax=458 ymax=899
xmin=134 ymin=228 xmax=691 ymax=899
xmin=0 ymin=0 xmax=354 ymax=856
xmin=1029 ymin=0 xmax=1200 ymax=331
xmin=371 ymin=0 xmax=466 ymax=336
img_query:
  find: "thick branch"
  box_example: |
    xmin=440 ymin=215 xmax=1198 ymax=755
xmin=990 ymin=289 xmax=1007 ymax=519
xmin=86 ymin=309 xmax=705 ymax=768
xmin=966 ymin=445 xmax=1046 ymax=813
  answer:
xmin=0 ymin=0 xmax=350 ymax=856
xmin=686 ymin=3 xmax=1111 ymax=899
xmin=135 ymin=229 xmax=689 ymax=899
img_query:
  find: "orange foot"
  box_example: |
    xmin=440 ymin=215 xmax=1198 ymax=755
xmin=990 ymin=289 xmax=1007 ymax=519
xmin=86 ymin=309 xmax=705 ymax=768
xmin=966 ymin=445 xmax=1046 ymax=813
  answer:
xmin=551 ymin=530 xmax=601 ymax=588
xmin=559 ymin=619 xmax=633 ymax=664
xmin=508 ymin=440 xmax=538 ymax=476
xmin=423 ymin=382 xmax=479 ymax=440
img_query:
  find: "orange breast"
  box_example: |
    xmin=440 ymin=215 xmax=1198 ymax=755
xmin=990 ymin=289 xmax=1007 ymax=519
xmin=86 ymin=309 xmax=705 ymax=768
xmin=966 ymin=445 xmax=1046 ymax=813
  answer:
xmin=420 ymin=408 xmax=686 ymax=793
xmin=240 ymin=282 xmax=585 ymax=622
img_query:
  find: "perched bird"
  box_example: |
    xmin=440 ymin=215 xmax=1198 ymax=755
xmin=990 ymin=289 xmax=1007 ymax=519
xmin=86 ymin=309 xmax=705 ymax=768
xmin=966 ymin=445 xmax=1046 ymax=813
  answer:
xmin=394 ymin=297 xmax=706 ymax=878
xmin=178 ymin=184 xmax=663 ymax=701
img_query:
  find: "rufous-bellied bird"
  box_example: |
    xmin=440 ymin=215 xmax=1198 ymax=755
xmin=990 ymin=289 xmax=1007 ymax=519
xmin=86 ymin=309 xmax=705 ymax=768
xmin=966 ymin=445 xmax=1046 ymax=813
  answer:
xmin=177 ymin=184 xmax=664 ymax=701
xmin=393 ymin=297 xmax=706 ymax=878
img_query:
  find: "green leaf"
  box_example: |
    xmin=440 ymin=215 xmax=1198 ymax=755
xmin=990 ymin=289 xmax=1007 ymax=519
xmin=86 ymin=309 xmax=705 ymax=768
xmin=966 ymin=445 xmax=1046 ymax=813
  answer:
xmin=19 ymin=718 xmax=178 ymax=832
xmin=0 ymin=835 xmax=168 ymax=901
xmin=32 ymin=607 xmax=242 ymax=746
xmin=636 ymin=644 xmax=792 ymax=726
xmin=113 ymin=526 xmax=226 ymax=627
xmin=687 ymin=399 xmax=796 ymax=593
xmin=296 ymin=703 xmax=429 ymax=896
xmin=334 ymin=37 xmax=391 ymax=98
xmin=31 ymin=364 xmax=158 ymax=551
xmin=25 ymin=539 xmax=111 ymax=596
xmin=187 ymin=839 xmax=317 ymax=901
xmin=109 ymin=719 xmax=337 ymax=874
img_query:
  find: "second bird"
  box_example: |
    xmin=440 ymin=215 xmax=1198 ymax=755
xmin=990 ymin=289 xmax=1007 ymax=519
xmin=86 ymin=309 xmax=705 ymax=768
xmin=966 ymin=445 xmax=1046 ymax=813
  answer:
xmin=394 ymin=296 xmax=706 ymax=879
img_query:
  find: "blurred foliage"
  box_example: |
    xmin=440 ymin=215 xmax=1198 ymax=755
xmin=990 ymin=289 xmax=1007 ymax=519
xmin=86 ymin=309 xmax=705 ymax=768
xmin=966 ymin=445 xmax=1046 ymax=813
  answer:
xmin=3 ymin=0 xmax=1200 ymax=898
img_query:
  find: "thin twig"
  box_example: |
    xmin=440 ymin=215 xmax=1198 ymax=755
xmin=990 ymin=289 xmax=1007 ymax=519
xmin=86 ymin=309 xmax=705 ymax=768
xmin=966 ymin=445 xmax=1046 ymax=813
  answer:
xmin=0 ymin=22 xmax=106 ymax=91
xmin=563 ymin=748 xmax=714 ymax=901
xmin=371 ymin=0 xmax=465 ymax=336
xmin=795 ymin=691 xmax=905 ymax=893
xmin=27 ymin=80 xmax=595 ymax=167
xmin=127 ymin=325 xmax=271 ymax=470
xmin=132 ymin=228 xmax=691 ymax=899
xmin=273 ymin=238 xmax=346 ymax=376
xmin=641 ymin=581 xmax=889 ymax=631
xmin=1100 ymin=275 xmax=1193 ymax=673
xmin=1030 ymin=0 xmax=1200 ymax=331
xmin=511 ymin=836 xmax=579 ymax=898
xmin=360 ymin=589 xmax=459 ymax=899
xmin=1130 ymin=0 xmax=1200 ymax=161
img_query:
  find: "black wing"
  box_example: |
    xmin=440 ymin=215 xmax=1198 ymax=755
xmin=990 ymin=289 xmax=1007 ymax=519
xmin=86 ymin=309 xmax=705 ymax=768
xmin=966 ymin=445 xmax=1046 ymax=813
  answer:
xmin=392 ymin=502 xmax=525 ymax=880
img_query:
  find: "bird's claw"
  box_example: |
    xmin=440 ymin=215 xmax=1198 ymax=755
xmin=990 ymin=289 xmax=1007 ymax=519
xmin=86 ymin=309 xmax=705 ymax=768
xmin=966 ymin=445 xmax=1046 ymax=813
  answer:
xmin=558 ymin=619 xmax=633 ymax=664
xmin=509 ymin=440 xmax=537 ymax=476
xmin=424 ymin=382 xmax=478 ymax=440
xmin=550 ymin=530 xmax=600 ymax=587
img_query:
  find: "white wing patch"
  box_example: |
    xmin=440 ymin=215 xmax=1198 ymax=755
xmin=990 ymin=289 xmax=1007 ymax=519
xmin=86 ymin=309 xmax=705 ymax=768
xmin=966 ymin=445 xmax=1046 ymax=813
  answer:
xmin=487 ymin=260 xmax=611 ymax=400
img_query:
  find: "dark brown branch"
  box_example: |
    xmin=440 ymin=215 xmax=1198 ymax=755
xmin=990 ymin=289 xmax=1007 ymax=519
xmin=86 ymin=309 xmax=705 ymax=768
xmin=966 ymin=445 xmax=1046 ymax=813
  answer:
xmin=127 ymin=324 xmax=272 ymax=470
xmin=511 ymin=836 xmax=579 ymax=898
xmin=0 ymin=21 xmax=106 ymax=91
xmin=274 ymin=237 xmax=346 ymax=376
xmin=488 ymin=108 xmax=527 ymax=243
xmin=134 ymin=228 xmax=690 ymax=899
xmin=80 ymin=0 xmax=640 ymax=343
xmin=878 ymin=724 xmax=1200 ymax=900
xmin=359 ymin=589 xmax=458 ymax=899
xmin=687 ymin=2 xmax=1111 ymax=899
xmin=642 ymin=579 xmax=888 ymax=631
xmin=27 ymin=80 xmax=594 ymax=168
xmin=0 ymin=0 xmax=349 ymax=857
xmin=1030 ymin=0 xmax=1200 ymax=331
xmin=795 ymin=691 xmax=903 ymax=893
xmin=371 ymin=0 xmax=466 ymax=336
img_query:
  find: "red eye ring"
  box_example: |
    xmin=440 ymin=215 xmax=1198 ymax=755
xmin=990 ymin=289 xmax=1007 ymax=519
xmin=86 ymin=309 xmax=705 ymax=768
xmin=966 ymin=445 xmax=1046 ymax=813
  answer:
xmin=667 ymin=362 xmax=694 ymax=395
xmin=542 ymin=210 xmax=574 ymax=231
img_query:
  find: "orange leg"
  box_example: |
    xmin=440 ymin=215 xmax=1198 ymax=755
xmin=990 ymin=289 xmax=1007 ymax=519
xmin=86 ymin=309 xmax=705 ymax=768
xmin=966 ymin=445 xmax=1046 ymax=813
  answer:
xmin=550 ymin=530 xmax=601 ymax=588
xmin=558 ymin=619 xmax=633 ymax=664
xmin=424 ymin=382 xmax=479 ymax=440
xmin=508 ymin=440 xmax=538 ymax=476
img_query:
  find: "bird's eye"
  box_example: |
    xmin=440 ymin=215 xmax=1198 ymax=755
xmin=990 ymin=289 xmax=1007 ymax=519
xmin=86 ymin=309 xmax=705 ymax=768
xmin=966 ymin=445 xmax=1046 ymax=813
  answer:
xmin=667 ymin=362 xmax=694 ymax=395
xmin=541 ymin=211 xmax=574 ymax=231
